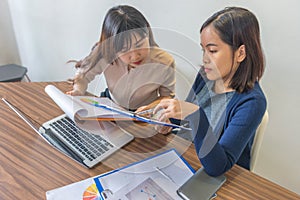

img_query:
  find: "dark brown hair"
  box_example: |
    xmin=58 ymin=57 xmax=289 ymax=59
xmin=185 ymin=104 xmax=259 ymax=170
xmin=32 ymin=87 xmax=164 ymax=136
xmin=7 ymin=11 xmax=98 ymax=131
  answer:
xmin=70 ymin=5 xmax=157 ymax=72
xmin=200 ymin=7 xmax=265 ymax=93
xmin=97 ymin=5 xmax=157 ymax=63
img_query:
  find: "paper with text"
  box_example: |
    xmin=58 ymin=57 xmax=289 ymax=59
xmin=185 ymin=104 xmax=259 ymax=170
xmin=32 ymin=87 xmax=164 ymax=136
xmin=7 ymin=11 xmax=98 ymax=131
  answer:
xmin=94 ymin=149 xmax=195 ymax=200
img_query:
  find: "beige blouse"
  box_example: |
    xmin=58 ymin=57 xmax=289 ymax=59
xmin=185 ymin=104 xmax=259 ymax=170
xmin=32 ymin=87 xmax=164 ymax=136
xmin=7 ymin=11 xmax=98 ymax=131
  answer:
xmin=73 ymin=47 xmax=175 ymax=110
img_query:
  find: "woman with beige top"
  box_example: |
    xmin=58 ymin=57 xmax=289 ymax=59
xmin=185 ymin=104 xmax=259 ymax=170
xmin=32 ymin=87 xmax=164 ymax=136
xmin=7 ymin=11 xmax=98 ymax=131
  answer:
xmin=67 ymin=5 xmax=175 ymax=111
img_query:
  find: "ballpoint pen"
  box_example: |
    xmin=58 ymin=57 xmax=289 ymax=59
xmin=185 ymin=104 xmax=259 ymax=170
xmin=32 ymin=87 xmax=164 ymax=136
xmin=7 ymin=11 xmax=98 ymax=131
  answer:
xmin=136 ymin=108 xmax=154 ymax=116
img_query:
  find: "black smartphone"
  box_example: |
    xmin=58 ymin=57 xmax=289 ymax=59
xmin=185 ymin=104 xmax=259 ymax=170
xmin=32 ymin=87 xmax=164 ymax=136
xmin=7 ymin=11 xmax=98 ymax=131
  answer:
xmin=177 ymin=167 xmax=226 ymax=200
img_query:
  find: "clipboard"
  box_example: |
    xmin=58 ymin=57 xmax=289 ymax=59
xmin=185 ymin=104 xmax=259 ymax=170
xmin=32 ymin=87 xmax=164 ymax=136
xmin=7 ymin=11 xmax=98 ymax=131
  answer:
xmin=93 ymin=149 xmax=195 ymax=200
xmin=45 ymin=85 xmax=191 ymax=131
xmin=80 ymin=97 xmax=192 ymax=131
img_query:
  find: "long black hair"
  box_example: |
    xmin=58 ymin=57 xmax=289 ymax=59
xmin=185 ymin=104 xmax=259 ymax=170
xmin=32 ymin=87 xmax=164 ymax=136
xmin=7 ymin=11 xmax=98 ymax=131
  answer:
xmin=200 ymin=7 xmax=265 ymax=93
xmin=72 ymin=5 xmax=157 ymax=72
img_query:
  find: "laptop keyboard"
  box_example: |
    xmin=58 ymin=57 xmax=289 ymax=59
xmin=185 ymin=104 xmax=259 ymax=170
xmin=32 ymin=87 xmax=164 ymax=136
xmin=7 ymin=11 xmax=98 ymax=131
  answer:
xmin=49 ymin=116 xmax=114 ymax=162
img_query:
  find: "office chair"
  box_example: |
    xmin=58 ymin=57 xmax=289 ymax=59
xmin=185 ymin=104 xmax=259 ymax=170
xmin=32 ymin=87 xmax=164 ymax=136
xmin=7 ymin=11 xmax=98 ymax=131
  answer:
xmin=0 ymin=64 xmax=31 ymax=82
xmin=250 ymin=110 xmax=269 ymax=171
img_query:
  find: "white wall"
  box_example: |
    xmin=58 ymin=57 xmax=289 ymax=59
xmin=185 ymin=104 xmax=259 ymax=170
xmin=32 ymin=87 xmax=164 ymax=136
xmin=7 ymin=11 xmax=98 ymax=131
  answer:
xmin=0 ymin=0 xmax=20 ymax=65
xmin=3 ymin=0 xmax=300 ymax=195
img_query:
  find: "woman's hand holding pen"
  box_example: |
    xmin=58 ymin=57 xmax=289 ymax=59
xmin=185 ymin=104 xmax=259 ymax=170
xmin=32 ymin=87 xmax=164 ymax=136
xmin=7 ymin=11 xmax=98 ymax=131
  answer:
xmin=135 ymin=96 xmax=173 ymax=116
xmin=153 ymin=99 xmax=199 ymax=134
xmin=135 ymin=105 xmax=154 ymax=118
xmin=135 ymin=103 xmax=172 ymax=134
xmin=154 ymin=99 xmax=199 ymax=120
xmin=135 ymin=98 xmax=199 ymax=134
xmin=153 ymin=99 xmax=182 ymax=120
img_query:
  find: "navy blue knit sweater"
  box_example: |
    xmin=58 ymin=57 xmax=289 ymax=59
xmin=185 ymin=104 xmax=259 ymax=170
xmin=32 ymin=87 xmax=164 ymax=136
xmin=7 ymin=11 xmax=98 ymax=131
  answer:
xmin=185 ymin=73 xmax=267 ymax=176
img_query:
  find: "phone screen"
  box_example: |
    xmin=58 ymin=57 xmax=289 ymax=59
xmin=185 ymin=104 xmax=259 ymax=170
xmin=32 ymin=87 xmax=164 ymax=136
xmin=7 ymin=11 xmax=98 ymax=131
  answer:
xmin=177 ymin=167 xmax=226 ymax=200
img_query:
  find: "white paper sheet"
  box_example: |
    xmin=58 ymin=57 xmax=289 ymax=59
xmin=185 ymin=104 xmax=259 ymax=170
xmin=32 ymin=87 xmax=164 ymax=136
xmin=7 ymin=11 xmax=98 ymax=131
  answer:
xmin=46 ymin=177 xmax=96 ymax=200
xmin=45 ymin=85 xmax=128 ymax=134
xmin=94 ymin=149 xmax=195 ymax=200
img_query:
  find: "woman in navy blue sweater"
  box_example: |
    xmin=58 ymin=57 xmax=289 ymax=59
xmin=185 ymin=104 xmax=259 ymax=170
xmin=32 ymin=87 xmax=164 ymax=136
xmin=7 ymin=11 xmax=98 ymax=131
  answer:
xmin=153 ymin=7 xmax=267 ymax=176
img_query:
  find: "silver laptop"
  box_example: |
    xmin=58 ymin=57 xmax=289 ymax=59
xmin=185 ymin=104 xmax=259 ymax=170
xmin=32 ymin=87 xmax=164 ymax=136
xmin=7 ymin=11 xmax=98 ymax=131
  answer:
xmin=39 ymin=114 xmax=134 ymax=168
xmin=2 ymin=97 xmax=133 ymax=168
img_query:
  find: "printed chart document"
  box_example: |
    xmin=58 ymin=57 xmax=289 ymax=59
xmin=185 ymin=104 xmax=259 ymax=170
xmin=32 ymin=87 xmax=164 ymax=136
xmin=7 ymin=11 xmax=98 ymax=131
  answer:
xmin=46 ymin=176 xmax=99 ymax=200
xmin=94 ymin=149 xmax=195 ymax=200
xmin=45 ymin=85 xmax=191 ymax=132
xmin=45 ymin=149 xmax=194 ymax=200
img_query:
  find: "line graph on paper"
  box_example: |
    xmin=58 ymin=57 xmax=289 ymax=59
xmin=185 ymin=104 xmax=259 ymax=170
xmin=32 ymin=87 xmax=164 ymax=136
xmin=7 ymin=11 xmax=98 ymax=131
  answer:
xmin=125 ymin=177 xmax=174 ymax=200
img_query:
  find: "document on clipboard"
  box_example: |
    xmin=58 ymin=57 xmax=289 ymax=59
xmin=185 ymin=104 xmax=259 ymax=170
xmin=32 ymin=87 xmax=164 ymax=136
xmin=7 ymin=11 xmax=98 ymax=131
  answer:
xmin=45 ymin=85 xmax=191 ymax=131
xmin=94 ymin=149 xmax=195 ymax=200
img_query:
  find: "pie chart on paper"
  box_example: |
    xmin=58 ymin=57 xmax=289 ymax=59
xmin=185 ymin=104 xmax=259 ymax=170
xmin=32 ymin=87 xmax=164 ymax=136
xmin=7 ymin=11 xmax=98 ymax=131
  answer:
xmin=82 ymin=183 xmax=101 ymax=200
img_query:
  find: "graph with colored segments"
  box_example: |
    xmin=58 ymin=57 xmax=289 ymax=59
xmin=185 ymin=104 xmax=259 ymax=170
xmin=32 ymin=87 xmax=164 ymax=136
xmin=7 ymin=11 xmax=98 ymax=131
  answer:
xmin=82 ymin=183 xmax=101 ymax=200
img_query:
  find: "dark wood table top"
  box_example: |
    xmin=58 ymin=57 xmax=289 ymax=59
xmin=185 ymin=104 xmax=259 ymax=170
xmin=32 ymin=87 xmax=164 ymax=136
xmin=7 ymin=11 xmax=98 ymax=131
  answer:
xmin=0 ymin=81 xmax=299 ymax=199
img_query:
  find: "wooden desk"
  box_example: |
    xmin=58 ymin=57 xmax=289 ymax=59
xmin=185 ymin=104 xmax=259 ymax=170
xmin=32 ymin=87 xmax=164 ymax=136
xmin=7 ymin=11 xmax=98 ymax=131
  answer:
xmin=0 ymin=82 xmax=299 ymax=199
